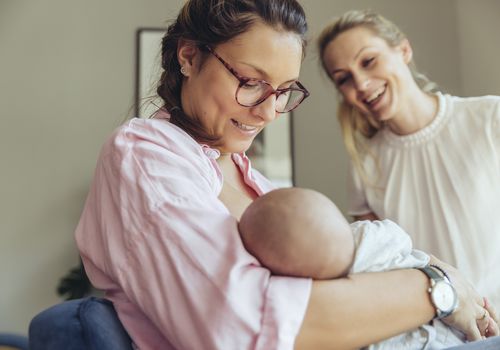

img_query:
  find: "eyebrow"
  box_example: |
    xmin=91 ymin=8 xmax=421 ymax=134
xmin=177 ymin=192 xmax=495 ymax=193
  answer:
xmin=238 ymin=61 xmax=299 ymax=85
xmin=330 ymin=46 xmax=375 ymax=75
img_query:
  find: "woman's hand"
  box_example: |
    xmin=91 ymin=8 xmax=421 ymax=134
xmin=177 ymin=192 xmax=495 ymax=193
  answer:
xmin=480 ymin=297 xmax=499 ymax=338
xmin=430 ymin=256 xmax=499 ymax=340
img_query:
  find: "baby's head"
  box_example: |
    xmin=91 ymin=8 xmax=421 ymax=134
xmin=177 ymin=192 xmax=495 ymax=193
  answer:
xmin=239 ymin=187 xmax=354 ymax=279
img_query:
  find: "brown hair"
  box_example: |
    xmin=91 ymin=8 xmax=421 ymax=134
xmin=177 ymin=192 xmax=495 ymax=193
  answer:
xmin=157 ymin=0 xmax=307 ymax=143
xmin=317 ymin=10 xmax=438 ymax=186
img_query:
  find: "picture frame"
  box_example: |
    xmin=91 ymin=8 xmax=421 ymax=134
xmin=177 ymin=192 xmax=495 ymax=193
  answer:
xmin=245 ymin=112 xmax=295 ymax=187
xmin=135 ymin=28 xmax=295 ymax=187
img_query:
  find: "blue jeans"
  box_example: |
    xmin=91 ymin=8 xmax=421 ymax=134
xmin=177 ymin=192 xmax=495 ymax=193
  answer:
xmin=29 ymin=297 xmax=133 ymax=350
xmin=29 ymin=297 xmax=500 ymax=350
xmin=0 ymin=333 xmax=29 ymax=350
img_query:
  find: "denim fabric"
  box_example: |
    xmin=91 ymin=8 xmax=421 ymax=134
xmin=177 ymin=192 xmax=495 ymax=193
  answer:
xmin=0 ymin=333 xmax=29 ymax=349
xmin=29 ymin=297 xmax=133 ymax=350
xmin=28 ymin=297 xmax=500 ymax=350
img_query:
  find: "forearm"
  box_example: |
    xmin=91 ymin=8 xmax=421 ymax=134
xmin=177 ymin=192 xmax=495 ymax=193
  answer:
xmin=295 ymin=269 xmax=433 ymax=350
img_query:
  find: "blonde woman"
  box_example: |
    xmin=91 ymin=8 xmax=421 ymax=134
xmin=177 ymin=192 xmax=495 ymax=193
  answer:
xmin=318 ymin=10 xmax=500 ymax=315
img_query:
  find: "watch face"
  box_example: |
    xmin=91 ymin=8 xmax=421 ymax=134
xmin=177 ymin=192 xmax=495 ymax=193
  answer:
xmin=432 ymin=281 xmax=456 ymax=312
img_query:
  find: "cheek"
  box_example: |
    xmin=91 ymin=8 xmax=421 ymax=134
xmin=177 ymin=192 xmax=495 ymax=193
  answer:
xmin=378 ymin=57 xmax=404 ymax=79
xmin=197 ymin=81 xmax=234 ymax=118
xmin=339 ymin=86 xmax=358 ymax=104
xmin=206 ymin=79 xmax=240 ymax=111
xmin=210 ymin=93 xmax=242 ymax=123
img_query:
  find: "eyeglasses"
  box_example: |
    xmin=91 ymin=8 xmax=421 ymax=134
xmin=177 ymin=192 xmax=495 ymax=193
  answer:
xmin=205 ymin=46 xmax=309 ymax=113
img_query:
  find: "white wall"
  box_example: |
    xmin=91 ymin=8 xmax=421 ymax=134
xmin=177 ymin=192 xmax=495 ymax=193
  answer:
xmin=0 ymin=0 xmax=498 ymax=336
xmin=292 ymin=0 xmax=462 ymax=214
xmin=0 ymin=0 xmax=183 ymax=334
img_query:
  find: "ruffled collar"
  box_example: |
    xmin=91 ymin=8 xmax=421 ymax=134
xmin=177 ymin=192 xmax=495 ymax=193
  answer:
xmin=381 ymin=92 xmax=449 ymax=147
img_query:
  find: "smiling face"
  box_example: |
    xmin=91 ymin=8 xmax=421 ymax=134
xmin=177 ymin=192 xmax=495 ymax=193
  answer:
xmin=322 ymin=26 xmax=414 ymax=123
xmin=178 ymin=21 xmax=303 ymax=154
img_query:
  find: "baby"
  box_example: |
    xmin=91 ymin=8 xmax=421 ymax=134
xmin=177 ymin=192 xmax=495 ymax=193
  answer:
xmin=239 ymin=187 xmax=466 ymax=350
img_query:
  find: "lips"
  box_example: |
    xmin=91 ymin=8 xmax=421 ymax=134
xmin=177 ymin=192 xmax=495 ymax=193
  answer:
xmin=231 ymin=119 xmax=258 ymax=132
xmin=363 ymin=85 xmax=386 ymax=107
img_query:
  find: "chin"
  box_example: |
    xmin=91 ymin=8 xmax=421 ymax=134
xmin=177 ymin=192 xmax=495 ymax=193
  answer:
xmin=377 ymin=108 xmax=396 ymax=123
xmin=366 ymin=105 xmax=392 ymax=123
xmin=237 ymin=138 xmax=256 ymax=153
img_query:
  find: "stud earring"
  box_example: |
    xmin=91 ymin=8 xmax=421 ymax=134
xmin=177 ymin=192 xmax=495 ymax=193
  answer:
xmin=180 ymin=66 xmax=188 ymax=76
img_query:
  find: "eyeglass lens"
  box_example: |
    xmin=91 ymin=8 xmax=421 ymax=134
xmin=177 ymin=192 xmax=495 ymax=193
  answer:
xmin=236 ymin=81 xmax=305 ymax=113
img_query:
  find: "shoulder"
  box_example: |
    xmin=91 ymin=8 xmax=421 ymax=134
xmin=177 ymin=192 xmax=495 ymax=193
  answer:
xmin=98 ymin=118 xmax=221 ymax=197
xmin=105 ymin=118 xmax=205 ymax=159
xmin=447 ymin=94 xmax=500 ymax=117
xmin=102 ymin=118 xmax=215 ymax=171
xmin=445 ymin=95 xmax=500 ymax=134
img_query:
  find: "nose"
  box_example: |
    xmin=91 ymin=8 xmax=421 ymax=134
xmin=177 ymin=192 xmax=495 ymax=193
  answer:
xmin=352 ymin=71 xmax=371 ymax=92
xmin=250 ymin=94 xmax=278 ymax=123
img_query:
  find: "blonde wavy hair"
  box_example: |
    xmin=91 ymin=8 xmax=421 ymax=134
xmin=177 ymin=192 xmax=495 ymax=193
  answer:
xmin=317 ymin=10 xmax=439 ymax=186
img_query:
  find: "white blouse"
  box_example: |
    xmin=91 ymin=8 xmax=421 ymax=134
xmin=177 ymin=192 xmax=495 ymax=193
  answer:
xmin=348 ymin=93 xmax=500 ymax=308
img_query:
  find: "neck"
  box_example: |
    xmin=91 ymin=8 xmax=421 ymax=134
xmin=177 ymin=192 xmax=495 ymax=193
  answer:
xmin=217 ymin=153 xmax=238 ymax=178
xmin=217 ymin=153 xmax=233 ymax=166
xmin=387 ymin=87 xmax=438 ymax=136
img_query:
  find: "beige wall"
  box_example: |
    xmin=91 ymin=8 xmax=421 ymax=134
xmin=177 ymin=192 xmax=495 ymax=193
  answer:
xmin=456 ymin=0 xmax=500 ymax=96
xmin=0 ymin=0 xmax=184 ymax=334
xmin=1 ymin=0 xmax=498 ymax=336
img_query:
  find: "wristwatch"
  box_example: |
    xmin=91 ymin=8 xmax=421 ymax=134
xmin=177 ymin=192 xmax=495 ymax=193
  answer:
xmin=418 ymin=265 xmax=458 ymax=319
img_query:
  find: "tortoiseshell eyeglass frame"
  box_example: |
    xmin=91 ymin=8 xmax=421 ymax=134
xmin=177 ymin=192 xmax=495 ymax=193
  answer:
xmin=205 ymin=45 xmax=309 ymax=113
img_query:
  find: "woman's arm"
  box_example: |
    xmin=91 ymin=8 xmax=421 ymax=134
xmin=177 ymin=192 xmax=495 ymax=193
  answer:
xmin=296 ymin=260 xmax=496 ymax=350
xmin=295 ymin=269 xmax=433 ymax=350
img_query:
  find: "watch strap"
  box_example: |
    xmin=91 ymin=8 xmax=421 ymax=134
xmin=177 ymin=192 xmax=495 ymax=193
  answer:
xmin=418 ymin=265 xmax=456 ymax=319
xmin=429 ymin=264 xmax=451 ymax=282
xmin=419 ymin=265 xmax=444 ymax=283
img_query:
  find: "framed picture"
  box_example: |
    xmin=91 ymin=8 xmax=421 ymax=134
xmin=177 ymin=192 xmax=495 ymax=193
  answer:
xmin=245 ymin=112 xmax=294 ymax=187
xmin=135 ymin=28 xmax=295 ymax=187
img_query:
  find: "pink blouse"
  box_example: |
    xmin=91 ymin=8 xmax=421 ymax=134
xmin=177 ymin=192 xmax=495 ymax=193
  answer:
xmin=75 ymin=113 xmax=311 ymax=350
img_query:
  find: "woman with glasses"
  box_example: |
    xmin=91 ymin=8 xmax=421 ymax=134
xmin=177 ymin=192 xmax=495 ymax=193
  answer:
xmin=75 ymin=1 xmax=496 ymax=349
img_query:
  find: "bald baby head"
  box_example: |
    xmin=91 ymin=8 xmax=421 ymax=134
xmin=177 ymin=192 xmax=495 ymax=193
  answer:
xmin=239 ymin=187 xmax=354 ymax=279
